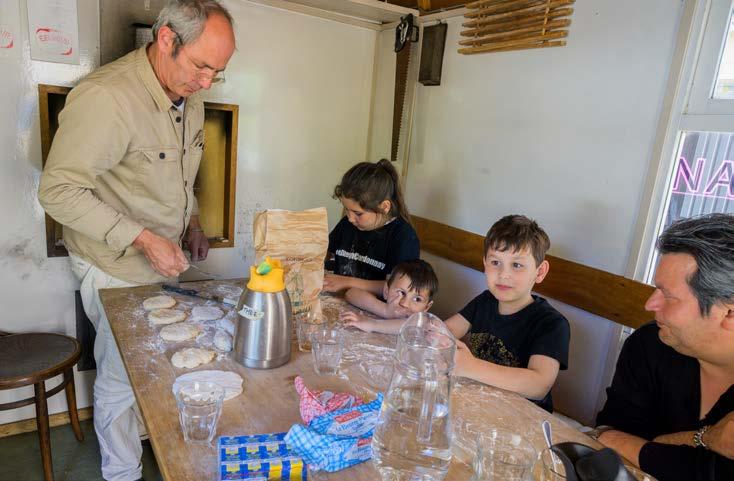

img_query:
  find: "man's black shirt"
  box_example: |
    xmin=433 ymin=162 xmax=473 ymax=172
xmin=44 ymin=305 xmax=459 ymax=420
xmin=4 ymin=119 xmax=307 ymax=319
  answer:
xmin=597 ymin=322 xmax=734 ymax=480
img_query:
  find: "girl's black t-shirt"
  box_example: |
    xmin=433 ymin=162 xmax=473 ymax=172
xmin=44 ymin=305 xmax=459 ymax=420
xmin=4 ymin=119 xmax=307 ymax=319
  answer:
xmin=460 ymin=290 xmax=570 ymax=412
xmin=326 ymin=216 xmax=420 ymax=280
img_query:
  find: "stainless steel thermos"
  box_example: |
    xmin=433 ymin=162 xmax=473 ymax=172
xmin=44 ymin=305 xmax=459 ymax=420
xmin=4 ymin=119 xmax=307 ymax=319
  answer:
xmin=233 ymin=257 xmax=292 ymax=369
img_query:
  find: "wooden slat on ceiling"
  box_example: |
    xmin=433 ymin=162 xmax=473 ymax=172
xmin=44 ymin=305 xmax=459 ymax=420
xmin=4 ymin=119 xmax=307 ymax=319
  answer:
xmin=388 ymin=0 xmax=467 ymax=13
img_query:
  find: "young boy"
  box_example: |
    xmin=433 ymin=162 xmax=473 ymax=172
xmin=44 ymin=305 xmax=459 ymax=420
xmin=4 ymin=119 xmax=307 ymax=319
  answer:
xmin=340 ymin=259 xmax=438 ymax=334
xmin=445 ymin=215 xmax=570 ymax=412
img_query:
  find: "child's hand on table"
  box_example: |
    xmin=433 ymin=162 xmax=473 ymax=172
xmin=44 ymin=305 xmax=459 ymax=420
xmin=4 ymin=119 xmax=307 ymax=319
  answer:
xmin=340 ymin=310 xmax=378 ymax=333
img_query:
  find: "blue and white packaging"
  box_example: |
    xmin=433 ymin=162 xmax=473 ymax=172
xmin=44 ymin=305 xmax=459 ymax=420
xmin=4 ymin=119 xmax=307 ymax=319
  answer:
xmin=308 ymin=393 xmax=383 ymax=438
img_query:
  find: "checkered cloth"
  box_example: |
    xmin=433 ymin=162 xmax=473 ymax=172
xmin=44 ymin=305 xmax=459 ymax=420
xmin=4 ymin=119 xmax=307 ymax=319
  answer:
xmin=285 ymin=393 xmax=384 ymax=473
xmin=294 ymin=376 xmax=363 ymax=424
xmin=285 ymin=425 xmax=373 ymax=472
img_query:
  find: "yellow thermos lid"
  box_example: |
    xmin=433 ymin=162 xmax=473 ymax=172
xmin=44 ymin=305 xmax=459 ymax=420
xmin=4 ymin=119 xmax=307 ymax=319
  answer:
xmin=246 ymin=257 xmax=286 ymax=293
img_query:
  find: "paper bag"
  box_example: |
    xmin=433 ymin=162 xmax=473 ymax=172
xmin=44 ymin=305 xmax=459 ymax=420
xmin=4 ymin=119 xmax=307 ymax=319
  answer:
xmin=253 ymin=208 xmax=328 ymax=319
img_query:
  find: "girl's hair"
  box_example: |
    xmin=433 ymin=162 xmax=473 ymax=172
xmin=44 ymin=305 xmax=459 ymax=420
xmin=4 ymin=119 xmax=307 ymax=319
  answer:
xmin=333 ymin=159 xmax=411 ymax=224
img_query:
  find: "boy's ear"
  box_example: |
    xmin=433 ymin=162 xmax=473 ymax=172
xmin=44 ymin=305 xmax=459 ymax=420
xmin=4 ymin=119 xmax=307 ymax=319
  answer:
xmin=535 ymin=259 xmax=550 ymax=283
xmin=378 ymin=199 xmax=391 ymax=215
xmin=424 ymin=300 xmax=434 ymax=312
xmin=382 ymin=282 xmax=389 ymax=300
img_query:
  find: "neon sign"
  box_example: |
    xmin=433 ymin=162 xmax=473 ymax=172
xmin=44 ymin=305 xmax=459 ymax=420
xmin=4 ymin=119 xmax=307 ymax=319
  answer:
xmin=672 ymin=156 xmax=734 ymax=200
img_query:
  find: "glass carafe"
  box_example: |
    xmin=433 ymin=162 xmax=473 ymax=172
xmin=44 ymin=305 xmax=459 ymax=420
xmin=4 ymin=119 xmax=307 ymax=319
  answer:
xmin=372 ymin=312 xmax=456 ymax=481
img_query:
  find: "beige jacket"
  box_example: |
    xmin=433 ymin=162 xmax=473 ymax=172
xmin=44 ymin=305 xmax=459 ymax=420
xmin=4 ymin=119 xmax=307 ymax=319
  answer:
xmin=38 ymin=46 xmax=204 ymax=284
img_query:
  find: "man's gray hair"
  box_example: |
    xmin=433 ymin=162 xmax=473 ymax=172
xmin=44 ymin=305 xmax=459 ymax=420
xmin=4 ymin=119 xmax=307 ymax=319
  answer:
xmin=657 ymin=213 xmax=734 ymax=315
xmin=152 ymin=0 xmax=234 ymax=56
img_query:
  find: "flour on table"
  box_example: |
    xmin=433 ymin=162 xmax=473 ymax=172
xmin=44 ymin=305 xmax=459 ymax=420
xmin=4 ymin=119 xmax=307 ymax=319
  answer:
xmin=159 ymin=323 xmax=200 ymax=341
xmin=171 ymin=348 xmax=215 ymax=368
xmin=143 ymin=295 xmax=176 ymax=310
xmin=217 ymin=317 xmax=236 ymax=336
xmin=172 ymin=370 xmax=243 ymax=400
xmin=213 ymin=329 xmax=233 ymax=352
xmin=191 ymin=305 xmax=224 ymax=321
xmin=148 ymin=308 xmax=187 ymax=325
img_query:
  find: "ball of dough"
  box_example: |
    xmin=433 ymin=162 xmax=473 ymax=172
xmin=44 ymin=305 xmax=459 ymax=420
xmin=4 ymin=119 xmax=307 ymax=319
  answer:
xmin=171 ymin=348 xmax=215 ymax=369
xmin=191 ymin=305 xmax=224 ymax=321
xmin=159 ymin=323 xmax=200 ymax=342
xmin=148 ymin=308 xmax=187 ymax=325
xmin=142 ymin=295 xmax=176 ymax=310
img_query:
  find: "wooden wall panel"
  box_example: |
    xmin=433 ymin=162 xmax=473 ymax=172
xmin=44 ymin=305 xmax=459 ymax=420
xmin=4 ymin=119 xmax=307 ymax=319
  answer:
xmin=412 ymin=216 xmax=655 ymax=329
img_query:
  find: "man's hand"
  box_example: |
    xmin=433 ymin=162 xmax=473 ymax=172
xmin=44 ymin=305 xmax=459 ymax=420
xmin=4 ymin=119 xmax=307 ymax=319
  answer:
xmin=133 ymin=228 xmax=189 ymax=277
xmin=186 ymin=229 xmax=209 ymax=262
xmin=185 ymin=216 xmax=209 ymax=262
xmin=323 ymin=274 xmax=353 ymax=293
xmin=453 ymin=339 xmax=477 ymax=378
xmin=704 ymin=411 xmax=734 ymax=459
xmin=340 ymin=310 xmax=377 ymax=333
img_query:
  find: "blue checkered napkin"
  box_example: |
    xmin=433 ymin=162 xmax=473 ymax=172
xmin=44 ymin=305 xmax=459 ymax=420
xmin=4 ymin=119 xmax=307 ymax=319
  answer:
xmin=308 ymin=393 xmax=383 ymax=438
xmin=285 ymin=424 xmax=373 ymax=472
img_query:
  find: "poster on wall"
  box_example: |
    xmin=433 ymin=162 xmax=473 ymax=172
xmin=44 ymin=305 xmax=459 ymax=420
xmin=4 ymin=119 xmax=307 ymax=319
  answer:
xmin=0 ymin=0 xmax=21 ymax=58
xmin=27 ymin=0 xmax=79 ymax=64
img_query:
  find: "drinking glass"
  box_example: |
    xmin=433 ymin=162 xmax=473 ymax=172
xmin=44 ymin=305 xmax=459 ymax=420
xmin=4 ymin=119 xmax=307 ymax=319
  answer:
xmin=174 ymin=381 xmax=225 ymax=445
xmin=471 ymin=428 xmax=536 ymax=481
xmin=296 ymin=312 xmax=321 ymax=352
xmin=311 ymin=327 xmax=344 ymax=375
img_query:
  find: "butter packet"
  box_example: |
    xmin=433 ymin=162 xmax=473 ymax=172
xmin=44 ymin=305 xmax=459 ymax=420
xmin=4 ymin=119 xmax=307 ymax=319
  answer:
xmin=219 ymin=432 xmax=306 ymax=481
xmin=220 ymin=432 xmax=287 ymax=447
xmin=220 ymin=459 xmax=306 ymax=480
xmin=220 ymin=443 xmax=299 ymax=462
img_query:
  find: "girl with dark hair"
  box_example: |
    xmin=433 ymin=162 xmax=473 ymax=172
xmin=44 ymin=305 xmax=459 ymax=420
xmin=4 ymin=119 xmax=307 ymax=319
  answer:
xmin=323 ymin=159 xmax=420 ymax=295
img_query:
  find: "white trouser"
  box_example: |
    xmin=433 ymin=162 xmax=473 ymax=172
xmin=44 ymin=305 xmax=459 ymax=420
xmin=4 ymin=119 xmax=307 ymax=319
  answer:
xmin=70 ymin=254 xmax=142 ymax=481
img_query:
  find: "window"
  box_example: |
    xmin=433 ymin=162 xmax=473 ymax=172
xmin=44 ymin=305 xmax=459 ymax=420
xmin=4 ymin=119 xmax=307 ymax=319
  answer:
xmin=633 ymin=0 xmax=734 ymax=283
xmin=714 ymin=8 xmax=734 ymax=99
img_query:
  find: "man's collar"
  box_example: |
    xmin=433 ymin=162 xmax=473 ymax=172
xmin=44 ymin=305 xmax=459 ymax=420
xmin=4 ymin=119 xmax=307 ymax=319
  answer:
xmin=135 ymin=45 xmax=178 ymax=113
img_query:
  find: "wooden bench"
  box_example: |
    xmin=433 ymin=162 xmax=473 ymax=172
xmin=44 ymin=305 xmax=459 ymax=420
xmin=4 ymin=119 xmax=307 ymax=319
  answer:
xmin=412 ymin=216 xmax=655 ymax=330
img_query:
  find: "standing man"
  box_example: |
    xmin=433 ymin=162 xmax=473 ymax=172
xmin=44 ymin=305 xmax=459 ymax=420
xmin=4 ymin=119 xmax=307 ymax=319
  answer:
xmin=38 ymin=1 xmax=236 ymax=480
xmin=592 ymin=214 xmax=734 ymax=480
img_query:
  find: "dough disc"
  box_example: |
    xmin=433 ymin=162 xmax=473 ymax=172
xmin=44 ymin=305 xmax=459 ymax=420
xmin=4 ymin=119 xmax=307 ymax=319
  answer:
xmin=149 ymin=308 xmax=187 ymax=325
xmin=172 ymin=370 xmax=243 ymax=401
xmin=159 ymin=323 xmax=200 ymax=341
xmin=171 ymin=348 xmax=215 ymax=369
xmin=143 ymin=295 xmax=176 ymax=310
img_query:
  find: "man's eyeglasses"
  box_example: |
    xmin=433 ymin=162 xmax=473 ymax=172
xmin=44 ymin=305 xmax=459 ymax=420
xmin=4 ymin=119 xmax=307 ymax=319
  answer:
xmin=170 ymin=28 xmax=225 ymax=85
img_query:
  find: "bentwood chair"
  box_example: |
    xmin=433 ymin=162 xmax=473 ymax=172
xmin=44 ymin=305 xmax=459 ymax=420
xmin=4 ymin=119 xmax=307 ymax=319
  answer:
xmin=0 ymin=332 xmax=83 ymax=481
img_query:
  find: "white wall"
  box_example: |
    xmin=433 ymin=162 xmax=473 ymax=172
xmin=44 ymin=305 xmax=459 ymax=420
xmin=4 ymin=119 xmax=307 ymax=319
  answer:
xmin=368 ymin=0 xmax=685 ymax=424
xmin=193 ymin=0 xmax=377 ymax=278
xmin=0 ymin=0 xmax=377 ymax=424
xmin=0 ymin=0 xmax=100 ymax=424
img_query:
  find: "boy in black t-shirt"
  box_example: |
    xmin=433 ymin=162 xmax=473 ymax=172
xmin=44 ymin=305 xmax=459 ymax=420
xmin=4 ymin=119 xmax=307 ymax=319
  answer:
xmin=445 ymin=215 xmax=570 ymax=412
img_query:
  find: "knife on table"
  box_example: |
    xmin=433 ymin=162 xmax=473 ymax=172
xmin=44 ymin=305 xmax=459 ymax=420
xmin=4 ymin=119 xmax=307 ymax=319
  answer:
xmin=162 ymin=284 xmax=237 ymax=306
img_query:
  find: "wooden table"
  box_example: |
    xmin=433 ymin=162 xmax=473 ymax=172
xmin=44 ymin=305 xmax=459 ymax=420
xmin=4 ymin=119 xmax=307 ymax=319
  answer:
xmin=100 ymin=280 xmax=601 ymax=481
